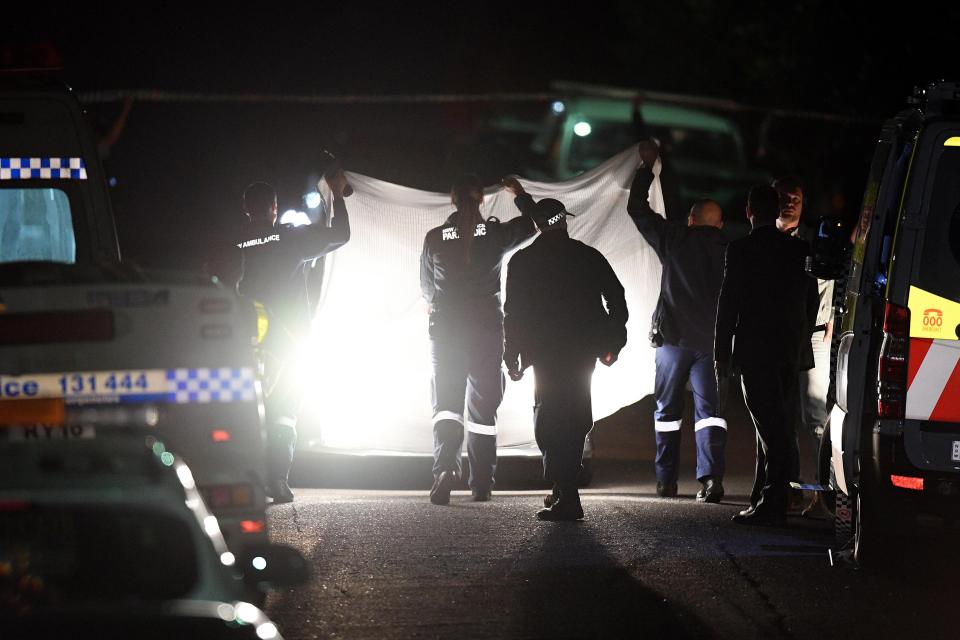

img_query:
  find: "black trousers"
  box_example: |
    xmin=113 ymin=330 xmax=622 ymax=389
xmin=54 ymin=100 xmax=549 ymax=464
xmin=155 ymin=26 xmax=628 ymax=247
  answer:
xmin=740 ymin=365 xmax=800 ymax=513
xmin=533 ymin=352 xmax=597 ymax=487
xmin=429 ymin=314 xmax=505 ymax=490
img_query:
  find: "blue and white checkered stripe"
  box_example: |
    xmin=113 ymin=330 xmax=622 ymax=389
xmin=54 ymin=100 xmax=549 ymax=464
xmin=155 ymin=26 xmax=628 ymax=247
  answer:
xmin=0 ymin=157 xmax=88 ymax=180
xmin=166 ymin=367 xmax=256 ymax=404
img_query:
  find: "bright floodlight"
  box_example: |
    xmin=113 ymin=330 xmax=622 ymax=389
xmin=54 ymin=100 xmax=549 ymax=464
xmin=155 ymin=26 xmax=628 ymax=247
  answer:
xmin=573 ymin=121 xmax=592 ymax=137
xmin=305 ymin=191 xmax=323 ymax=209
xmin=280 ymin=209 xmax=311 ymax=227
xmin=552 ymin=100 xmax=566 ymax=114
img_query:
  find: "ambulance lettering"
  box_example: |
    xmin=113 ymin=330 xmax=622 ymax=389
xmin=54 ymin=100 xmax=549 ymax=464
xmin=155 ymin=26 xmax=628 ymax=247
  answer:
xmin=237 ymin=234 xmax=280 ymax=249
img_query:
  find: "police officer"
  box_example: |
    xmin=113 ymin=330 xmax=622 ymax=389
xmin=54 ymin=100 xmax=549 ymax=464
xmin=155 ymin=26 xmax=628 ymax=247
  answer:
xmin=235 ymin=171 xmax=351 ymax=503
xmin=503 ymin=192 xmax=627 ymax=521
xmin=420 ymin=174 xmax=536 ymax=505
xmin=627 ymin=140 xmax=728 ymax=502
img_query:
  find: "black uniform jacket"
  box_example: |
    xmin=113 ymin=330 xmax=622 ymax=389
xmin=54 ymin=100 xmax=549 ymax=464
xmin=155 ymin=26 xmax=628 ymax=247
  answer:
xmin=714 ymin=224 xmax=818 ymax=372
xmin=236 ymin=198 xmax=350 ymax=338
xmin=420 ymin=195 xmax=536 ymax=325
xmin=627 ymin=167 xmax=727 ymax=353
xmin=503 ymin=229 xmax=628 ymax=368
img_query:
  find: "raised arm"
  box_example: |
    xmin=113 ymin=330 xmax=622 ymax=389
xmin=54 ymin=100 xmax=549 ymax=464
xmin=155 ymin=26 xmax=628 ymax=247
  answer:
xmin=287 ymin=196 xmax=351 ymax=263
xmin=500 ymin=176 xmax=538 ymax=250
xmin=626 ymin=141 xmax=676 ymax=260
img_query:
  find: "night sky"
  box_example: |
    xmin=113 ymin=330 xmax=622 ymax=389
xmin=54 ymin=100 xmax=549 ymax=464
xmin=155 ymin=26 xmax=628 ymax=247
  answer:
xmin=7 ymin=1 xmax=959 ymax=268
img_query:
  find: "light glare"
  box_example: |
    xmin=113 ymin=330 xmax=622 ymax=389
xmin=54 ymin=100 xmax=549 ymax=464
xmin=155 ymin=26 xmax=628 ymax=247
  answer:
xmin=252 ymin=556 xmax=267 ymax=571
xmin=573 ymin=121 xmax=592 ymax=137
xmin=280 ymin=209 xmax=311 ymax=227
xmin=256 ymin=623 xmax=279 ymax=640
xmin=305 ymin=191 xmax=323 ymax=209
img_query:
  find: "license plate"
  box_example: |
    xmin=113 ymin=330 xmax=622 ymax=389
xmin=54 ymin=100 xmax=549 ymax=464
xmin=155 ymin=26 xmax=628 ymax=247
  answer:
xmin=953 ymin=440 xmax=960 ymax=463
xmin=7 ymin=424 xmax=96 ymax=441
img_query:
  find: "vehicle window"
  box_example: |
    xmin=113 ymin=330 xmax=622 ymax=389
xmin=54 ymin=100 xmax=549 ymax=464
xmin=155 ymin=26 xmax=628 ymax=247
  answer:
xmin=917 ymin=147 xmax=960 ymax=302
xmin=567 ymin=120 xmax=740 ymax=175
xmin=0 ymin=188 xmax=77 ymax=264
xmin=0 ymin=505 xmax=198 ymax=610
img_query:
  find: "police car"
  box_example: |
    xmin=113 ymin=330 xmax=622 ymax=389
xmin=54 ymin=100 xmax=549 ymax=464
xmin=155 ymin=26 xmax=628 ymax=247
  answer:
xmin=811 ymin=81 xmax=960 ymax=565
xmin=0 ymin=423 xmax=305 ymax=638
xmin=0 ymin=75 xmax=270 ymax=550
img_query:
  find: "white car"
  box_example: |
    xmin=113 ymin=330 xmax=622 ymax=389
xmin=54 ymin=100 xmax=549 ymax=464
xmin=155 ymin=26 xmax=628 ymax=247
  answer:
xmin=0 ymin=422 xmax=305 ymax=638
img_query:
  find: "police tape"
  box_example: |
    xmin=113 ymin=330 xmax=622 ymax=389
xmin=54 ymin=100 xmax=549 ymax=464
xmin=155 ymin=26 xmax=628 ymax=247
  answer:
xmin=0 ymin=368 xmax=257 ymax=405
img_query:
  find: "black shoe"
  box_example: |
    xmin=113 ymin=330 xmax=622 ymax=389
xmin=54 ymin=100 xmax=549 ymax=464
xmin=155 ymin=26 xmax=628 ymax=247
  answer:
xmin=267 ymin=479 xmax=294 ymax=504
xmin=696 ymin=478 xmax=725 ymax=504
xmin=536 ymin=497 xmax=584 ymax=521
xmin=543 ymin=485 xmax=560 ymax=508
xmin=731 ymin=509 xmax=787 ymax=526
xmin=737 ymin=505 xmax=756 ymax=517
xmin=656 ymin=481 xmax=678 ymax=498
xmin=430 ymin=471 xmax=457 ymax=505
xmin=472 ymin=489 xmax=492 ymax=502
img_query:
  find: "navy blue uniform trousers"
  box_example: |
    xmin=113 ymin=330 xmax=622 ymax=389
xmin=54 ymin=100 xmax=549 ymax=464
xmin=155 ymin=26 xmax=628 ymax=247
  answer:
xmin=654 ymin=344 xmax=727 ymax=483
xmin=429 ymin=313 xmax=504 ymax=491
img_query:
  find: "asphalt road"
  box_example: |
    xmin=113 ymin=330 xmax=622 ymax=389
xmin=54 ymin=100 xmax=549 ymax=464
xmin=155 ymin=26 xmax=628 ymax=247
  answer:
xmin=265 ymin=390 xmax=957 ymax=640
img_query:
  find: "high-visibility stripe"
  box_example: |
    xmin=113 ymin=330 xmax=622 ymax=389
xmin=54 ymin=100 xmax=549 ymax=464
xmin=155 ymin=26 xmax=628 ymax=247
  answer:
xmin=905 ymin=339 xmax=960 ymax=420
xmin=654 ymin=420 xmax=681 ymax=432
xmin=929 ymin=350 xmax=960 ymax=422
xmin=432 ymin=410 xmax=463 ymax=425
xmin=466 ymin=421 xmax=496 ymax=436
xmin=908 ymin=338 xmax=934 ymax=389
xmin=275 ymin=416 xmax=297 ymax=428
xmin=694 ymin=417 xmax=727 ymax=431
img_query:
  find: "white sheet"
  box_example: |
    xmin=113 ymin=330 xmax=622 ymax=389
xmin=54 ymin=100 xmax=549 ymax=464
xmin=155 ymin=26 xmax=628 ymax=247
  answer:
xmin=298 ymin=147 xmax=663 ymax=453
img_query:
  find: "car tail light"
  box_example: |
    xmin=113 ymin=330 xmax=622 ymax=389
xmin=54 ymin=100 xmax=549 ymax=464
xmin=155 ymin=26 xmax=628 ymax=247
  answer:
xmin=890 ymin=475 xmax=924 ymax=491
xmin=241 ymin=519 xmax=266 ymax=534
xmin=202 ymin=484 xmax=254 ymax=509
xmin=0 ymin=309 xmax=114 ymax=345
xmin=878 ymin=302 xmax=910 ymax=419
xmin=211 ymin=429 xmax=231 ymax=442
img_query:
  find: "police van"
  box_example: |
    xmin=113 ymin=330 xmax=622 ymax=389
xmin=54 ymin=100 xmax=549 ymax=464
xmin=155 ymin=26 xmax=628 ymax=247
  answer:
xmin=0 ymin=74 xmax=269 ymax=551
xmin=811 ymin=81 xmax=960 ymax=565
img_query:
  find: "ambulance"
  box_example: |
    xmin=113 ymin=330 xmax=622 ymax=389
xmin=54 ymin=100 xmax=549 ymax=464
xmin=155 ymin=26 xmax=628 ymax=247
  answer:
xmin=812 ymin=81 xmax=960 ymax=565
xmin=0 ymin=74 xmax=269 ymax=551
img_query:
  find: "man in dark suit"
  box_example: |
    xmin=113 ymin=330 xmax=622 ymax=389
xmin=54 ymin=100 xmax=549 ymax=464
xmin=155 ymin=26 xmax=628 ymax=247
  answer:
xmin=714 ymin=185 xmax=818 ymax=525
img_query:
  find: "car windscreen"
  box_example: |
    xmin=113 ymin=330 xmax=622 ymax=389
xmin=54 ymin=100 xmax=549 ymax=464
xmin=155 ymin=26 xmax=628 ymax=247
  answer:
xmin=567 ymin=121 xmax=741 ymax=174
xmin=916 ymin=143 xmax=960 ymax=302
xmin=0 ymin=186 xmax=77 ymax=264
xmin=0 ymin=504 xmax=198 ymax=610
